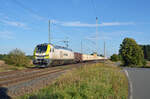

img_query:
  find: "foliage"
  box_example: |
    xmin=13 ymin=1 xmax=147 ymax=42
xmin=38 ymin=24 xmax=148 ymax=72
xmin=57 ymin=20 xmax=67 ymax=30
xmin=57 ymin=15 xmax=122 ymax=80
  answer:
xmin=21 ymin=63 xmax=128 ymax=99
xmin=4 ymin=49 xmax=30 ymax=67
xmin=140 ymin=45 xmax=150 ymax=61
xmin=119 ymin=38 xmax=145 ymax=67
xmin=0 ymin=54 xmax=7 ymax=60
xmin=26 ymin=55 xmax=33 ymax=60
xmin=110 ymin=54 xmax=120 ymax=62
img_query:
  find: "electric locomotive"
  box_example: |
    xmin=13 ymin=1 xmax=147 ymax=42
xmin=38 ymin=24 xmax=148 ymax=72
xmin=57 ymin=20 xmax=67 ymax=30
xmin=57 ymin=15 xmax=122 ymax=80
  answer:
xmin=33 ymin=43 xmax=74 ymax=67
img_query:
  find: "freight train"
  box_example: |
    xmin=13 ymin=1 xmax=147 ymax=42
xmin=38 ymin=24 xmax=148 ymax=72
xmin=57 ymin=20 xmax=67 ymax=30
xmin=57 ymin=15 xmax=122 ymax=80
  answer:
xmin=33 ymin=43 xmax=106 ymax=67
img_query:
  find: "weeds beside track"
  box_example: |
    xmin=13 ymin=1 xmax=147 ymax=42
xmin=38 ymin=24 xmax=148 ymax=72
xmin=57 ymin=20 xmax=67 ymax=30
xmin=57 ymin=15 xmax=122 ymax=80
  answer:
xmin=21 ymin=62 xmax=128 ymax=99
xmin=0 ymin=62 xmax=98 ymax=97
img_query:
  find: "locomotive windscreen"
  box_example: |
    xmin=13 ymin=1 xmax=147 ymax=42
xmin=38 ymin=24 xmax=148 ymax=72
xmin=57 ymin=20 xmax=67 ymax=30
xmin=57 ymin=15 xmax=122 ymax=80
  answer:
xmin=36 ymin=45 xmax=47 ymax=53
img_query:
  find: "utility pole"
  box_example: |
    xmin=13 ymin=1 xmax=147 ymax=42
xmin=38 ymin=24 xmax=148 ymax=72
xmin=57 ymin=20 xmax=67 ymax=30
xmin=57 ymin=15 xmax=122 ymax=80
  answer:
xmin=48 ymin=20 xmax=51 ymax=44
xmin=96 ymin=17 xmax=98 ymax=55
xmin=81 ymin=40 xmax=83 ymax=53
xmin=104 ymin=41 xmax=106 ymax=59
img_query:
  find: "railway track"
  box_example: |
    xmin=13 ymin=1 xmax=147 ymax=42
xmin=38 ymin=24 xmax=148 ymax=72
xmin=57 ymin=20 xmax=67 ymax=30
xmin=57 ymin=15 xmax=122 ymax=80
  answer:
xmin=0 ymin=61 xmax=103 ymax=97
xmin=0 ymin=61 xmax=105 ymax=86
xmin=0 ymin=69 xmax=63 ymax=86
xmin=0 ymin=67 xmax=62 ymax=81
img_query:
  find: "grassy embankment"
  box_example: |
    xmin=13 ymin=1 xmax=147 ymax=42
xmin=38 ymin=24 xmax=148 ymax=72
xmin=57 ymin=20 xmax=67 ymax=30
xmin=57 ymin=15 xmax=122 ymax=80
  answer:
xmin=21 ymin=62 xmax=128 ymax=99
xmin=0 ymin=54 xmax=34 ymax=72
xmin=0 ymin=60 xmax=34 ymax=72
xmin=0 ymin=59 xmax=34 ymax=72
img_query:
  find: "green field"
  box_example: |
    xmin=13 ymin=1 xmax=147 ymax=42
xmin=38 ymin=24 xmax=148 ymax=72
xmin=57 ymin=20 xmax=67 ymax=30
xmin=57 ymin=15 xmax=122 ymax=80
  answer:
xmin=21 ymin=63 xmax=128 ymax=99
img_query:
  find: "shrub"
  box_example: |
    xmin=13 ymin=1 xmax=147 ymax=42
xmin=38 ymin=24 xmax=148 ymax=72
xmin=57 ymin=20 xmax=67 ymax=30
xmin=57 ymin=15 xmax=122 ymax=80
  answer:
xmin=110 ymin=54 xmax=119 ymax=62
xmin=142 ymin=59 xmax=147 ymax=67
xmin=119 ymin=38 xmax=145 ymax=67
xmin=26 ymin=55 xmax=33 ymax=60
xmin=4 ymin=49 xmax=30 ymax=67
xmin=0 ymin=54 xmax=7 ymax=60
xmin=140 ymin=45 xmax=150 ymax=61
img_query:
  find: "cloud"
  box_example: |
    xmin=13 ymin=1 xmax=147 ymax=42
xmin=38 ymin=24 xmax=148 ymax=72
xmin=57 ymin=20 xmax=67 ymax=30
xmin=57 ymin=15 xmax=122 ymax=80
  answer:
xmin=0 ymin=19 xmax=29 ymax=29
xmin=31 ymin=14 xmax=46 ymax=21
xmin=61 ymin=21 xmax=95 ymax=27
xmin=85 ymin=30 xmax=141 ymax=41
xmin=100 ymin=22 xmax=135 ymax=26
xmin=0 ymin=31 xmax=14 ymax=39
xmin=52 ymin=20 xmax=135 ymax=27
xmin=85 ymin=35 xmax=112 ymax=41
xmin=62 ymin=21 xmax=135 ymax=27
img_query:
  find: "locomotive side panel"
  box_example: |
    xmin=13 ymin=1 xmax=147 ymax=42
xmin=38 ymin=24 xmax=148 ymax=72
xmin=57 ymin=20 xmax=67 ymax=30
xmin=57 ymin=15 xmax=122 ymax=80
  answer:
xmin=51 ymin=47 xmax=74 ymax=60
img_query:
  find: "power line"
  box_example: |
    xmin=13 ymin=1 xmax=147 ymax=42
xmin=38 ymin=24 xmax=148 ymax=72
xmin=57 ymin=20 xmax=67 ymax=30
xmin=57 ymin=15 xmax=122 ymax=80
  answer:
xmin=81 ymin=39 xmax=97 ymax=54
xmin=89 ymin=0 xmax=97 ymax=16
xmin=10 ymin=0 xmax=47 ymax=21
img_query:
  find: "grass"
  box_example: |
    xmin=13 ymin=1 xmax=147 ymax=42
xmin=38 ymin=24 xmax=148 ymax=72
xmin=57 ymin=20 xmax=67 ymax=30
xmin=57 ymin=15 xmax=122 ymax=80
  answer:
xmin=146 ymin=61 xmax=150 ymax=67
xmin=20 ymin=63 xmax=128 ymax=99
xmin=0 ymin=64 xmax=32 ymax=72
xmin=0 ymin=60 xmax=34 ymax=72
xmin=142 ymin=61 xmax=150 ymax=68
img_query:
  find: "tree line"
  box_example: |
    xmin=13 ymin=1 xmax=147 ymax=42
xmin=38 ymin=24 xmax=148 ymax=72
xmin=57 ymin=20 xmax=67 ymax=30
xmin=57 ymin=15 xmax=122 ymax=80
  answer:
xmin=140 ymin=45 xmax=150 ymax=61
xmin=111 ymin=38 xmax=148 ymax=67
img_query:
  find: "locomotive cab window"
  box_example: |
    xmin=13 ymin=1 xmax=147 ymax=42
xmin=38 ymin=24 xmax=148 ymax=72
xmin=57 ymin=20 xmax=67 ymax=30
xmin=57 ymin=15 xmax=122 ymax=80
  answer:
xmin=36 ymin=45 xmax=47 ymax=53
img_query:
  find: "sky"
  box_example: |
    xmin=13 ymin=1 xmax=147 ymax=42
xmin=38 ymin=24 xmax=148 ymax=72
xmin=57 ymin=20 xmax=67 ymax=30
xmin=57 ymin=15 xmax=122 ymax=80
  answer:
xmin=0 ymin=0 xmax=150 ymax=56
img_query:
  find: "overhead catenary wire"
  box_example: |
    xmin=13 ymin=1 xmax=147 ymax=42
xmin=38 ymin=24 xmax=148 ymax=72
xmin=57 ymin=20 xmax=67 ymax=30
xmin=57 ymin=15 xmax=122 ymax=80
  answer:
xmin=8 ymin=0 xmax=103 ymax=55
xmin=9 ymin=0 xmax=48 ymax=21
xmin=81 ymin=39 xmax=96 ymax=54
xmin=88 ymin=0 xmax=101 ymax=55
xmin=89 ymin=0 xmax=97 ymax=17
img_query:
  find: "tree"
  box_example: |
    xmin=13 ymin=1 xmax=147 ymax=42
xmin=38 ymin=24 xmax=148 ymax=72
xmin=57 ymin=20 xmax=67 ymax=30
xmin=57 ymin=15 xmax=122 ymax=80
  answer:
xmin=140 ymin=45 xmax=150 ymax=61
xmin=119 ymin=38 xmax=145 ymax=67
xmin=0 ymin=54 xmax=7 ymax=60
xmin=4 ymin=49 xmax=30 ymax=67
xmin=110 ymin=54 xmax=119 ymax=62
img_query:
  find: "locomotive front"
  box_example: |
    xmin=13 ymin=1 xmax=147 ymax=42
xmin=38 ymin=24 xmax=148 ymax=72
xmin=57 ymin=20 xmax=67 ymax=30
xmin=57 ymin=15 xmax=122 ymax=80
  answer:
xmin=33 ymin=44 xmax=51 ymax=66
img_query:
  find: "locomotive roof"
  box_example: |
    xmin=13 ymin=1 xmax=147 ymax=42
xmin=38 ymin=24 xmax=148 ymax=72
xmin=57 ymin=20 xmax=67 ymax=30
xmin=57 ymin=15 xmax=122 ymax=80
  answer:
xmin=54 ymin=45 xmax=72 ymax=51
xmin=37 ymin=43 xmax=72 ymax=51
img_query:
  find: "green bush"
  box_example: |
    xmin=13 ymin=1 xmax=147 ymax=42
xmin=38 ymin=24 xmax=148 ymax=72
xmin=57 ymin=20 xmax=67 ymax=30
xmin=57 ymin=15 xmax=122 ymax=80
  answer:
xmin=142 ymin=59 xmax=147 ymax=67
xmin=119 ymin=38 xmax=145 ymax=67
xmin=140 ymin=45 xmax=150 ymax=61
xmin=110 ymin=54 xmax=119 ymax=62
xmin=4 ymin=49 xmax=30 ymax=67
xmin=26 ymin=55 xmax=33 ymax=60
xmin=0 ymin=54 xmax=7 ymax=60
